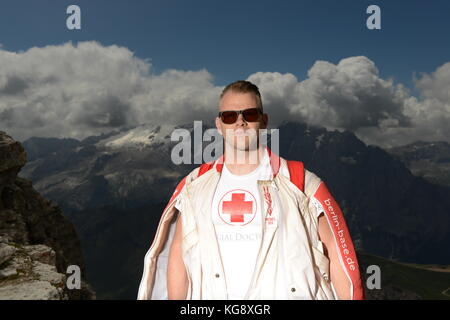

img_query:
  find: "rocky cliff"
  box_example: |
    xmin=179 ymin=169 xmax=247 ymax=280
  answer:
xmin=0 ymin=131 xmax=95 ymax=300
xmin=387 ymin=141 xmax=450 ymax=187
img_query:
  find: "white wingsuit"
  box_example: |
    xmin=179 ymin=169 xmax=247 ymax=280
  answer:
xmin=137 ymin=147 xmax=364 ymax=300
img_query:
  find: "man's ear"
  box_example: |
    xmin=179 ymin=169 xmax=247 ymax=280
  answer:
xmin=215 ymin=117 xmax=223 ymax=136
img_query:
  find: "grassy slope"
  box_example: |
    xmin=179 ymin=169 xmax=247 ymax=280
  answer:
xmin=361 ymin=252 xmax=450 ymax=299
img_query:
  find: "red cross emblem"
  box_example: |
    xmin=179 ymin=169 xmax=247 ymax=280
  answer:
xmin=218 ymin=189 xmax=256 ymax=226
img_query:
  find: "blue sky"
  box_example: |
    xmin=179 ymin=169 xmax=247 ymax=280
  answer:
xmin=1 ymin=0 xmax=449 ymax=89
xmin=1 ymin=0 xmax=450 ymax=147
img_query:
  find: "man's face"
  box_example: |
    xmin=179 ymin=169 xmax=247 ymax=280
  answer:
xmin=215 ymin=91 xmax=268 ymax=152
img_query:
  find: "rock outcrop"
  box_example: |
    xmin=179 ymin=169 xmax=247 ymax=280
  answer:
xmin=0 ymin=131 xmax=95 ymax=300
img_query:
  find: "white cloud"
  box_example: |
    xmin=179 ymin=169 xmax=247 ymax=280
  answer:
xmin=0 ymin=41 xmax=221 ymax=141
xmin=250 ymin=56 xmax=411 ymax=132
xmin=0 ymin=41 xmax=449 ymax=148
xmin=414 ymin=62 xmax=450 ymax=103
xmin=354 ymin=64 xmax=450 ymax=147
xmin=250 ymin=57 xmax=450 ymax=148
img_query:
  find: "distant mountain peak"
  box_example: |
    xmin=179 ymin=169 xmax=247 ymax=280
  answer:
xmin=94 ymin=123 xmax=178 ymax=150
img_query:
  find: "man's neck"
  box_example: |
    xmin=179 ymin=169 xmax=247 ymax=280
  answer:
xmin=224 ymin=146 xmax=265 ymax=176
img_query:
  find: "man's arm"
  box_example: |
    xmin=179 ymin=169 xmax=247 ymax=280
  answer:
xmin=167 ymin=212 xmax=188 ymax=299
xmin=318 ymin=213 xmax=352 ymax=300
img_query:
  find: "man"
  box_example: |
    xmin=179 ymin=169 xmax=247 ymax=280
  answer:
xmin=138 ymin=80 xmax=364 ymax=300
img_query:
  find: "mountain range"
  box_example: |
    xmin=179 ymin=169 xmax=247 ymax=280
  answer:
xmin=387 ymin=141 xmax=450 ymax=187
xmin=17 ymin=121 xmax=450 ymax=299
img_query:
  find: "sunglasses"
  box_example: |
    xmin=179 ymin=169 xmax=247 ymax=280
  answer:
xmin=218 ymin=107 xmax=263 ymax=124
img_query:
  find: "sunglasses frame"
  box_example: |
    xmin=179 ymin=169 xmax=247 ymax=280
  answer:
xmin=218 ymin=107 xmax=264 ymax=124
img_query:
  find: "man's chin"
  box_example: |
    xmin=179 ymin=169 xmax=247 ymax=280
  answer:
xmin=224 ymin=136 xmax=260 ymax=152
xmin=227 ymin=142 xmax=259 ymax=152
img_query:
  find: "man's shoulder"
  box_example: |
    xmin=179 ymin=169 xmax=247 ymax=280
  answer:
xmin=181 ymin=166 xmax=203 ymax=185
xmin=170 ymin=165 xmax=205 ymax=207
xmin=178 ymin=161 xmax=215 ymax=186
xmin=279 ymin=157 xmax=323 ymax=197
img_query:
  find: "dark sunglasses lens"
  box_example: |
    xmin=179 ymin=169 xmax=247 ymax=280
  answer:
xmin=221 ymin=111 xmax=238 ymax=124
xmin=242 ymin=108 xmax=260 ymax=122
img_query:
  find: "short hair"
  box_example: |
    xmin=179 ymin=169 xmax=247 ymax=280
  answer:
xmin=220 ymin=80 xmax=263 ymax=109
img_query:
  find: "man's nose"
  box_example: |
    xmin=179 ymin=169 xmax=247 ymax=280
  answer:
xmin=235 ymin=113 xmax=246 ymax=125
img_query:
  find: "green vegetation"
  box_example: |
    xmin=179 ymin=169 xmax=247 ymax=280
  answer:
xmin=362 ymin=253 xmax=450 ymax=299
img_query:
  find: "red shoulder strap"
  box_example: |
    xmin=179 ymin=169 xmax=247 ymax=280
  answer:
xmin=286 ymin=160 xmax=305 ymax=192
xmin=198 ymin=162 xmax=214 ymax=177
xmin=201 ymin=159 xmax=305 ymax=192
xmin=165 ymin=162 xmax=213 ymax=211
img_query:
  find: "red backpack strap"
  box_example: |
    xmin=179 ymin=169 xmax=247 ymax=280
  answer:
xmin=286 ymin=160 xmax=305 ymax=192
xmin=198 ymin=162 xmax=214 ymax=177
